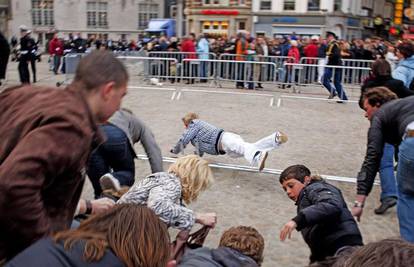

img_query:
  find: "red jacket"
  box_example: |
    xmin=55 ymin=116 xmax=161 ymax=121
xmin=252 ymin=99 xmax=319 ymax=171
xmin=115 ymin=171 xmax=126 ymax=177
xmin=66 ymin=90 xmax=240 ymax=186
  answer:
xmin=48 ymin=38 xmax=63 ymax=56
xmin=288 ymin=46 xmax=300 ymax=63
xmin=180 ymin=39 xmax=197 ymax=59
xmin=304 ymin=43 xmax=319 ymax=64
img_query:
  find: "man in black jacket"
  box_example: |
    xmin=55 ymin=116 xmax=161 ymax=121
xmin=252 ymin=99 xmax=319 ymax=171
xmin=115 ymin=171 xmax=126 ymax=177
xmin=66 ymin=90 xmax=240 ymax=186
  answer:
xmin=352 ymin=91 xmax=414 ymax=243
xmin=0 ymin=32 xmax=10 ymax=86
xmin=279 ymin=165 xmax=363 ymax=263
xmin=322 ymin=31 xmax=348 ymax=101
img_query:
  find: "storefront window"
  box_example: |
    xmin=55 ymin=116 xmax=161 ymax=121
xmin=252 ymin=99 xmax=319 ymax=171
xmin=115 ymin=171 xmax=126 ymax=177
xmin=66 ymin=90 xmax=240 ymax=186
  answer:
xmin=307 ymin=0 xmax=320 ymax=11
xmin=283 ymin=0 xmax=295 ymax=11
xmin=260 ymin=0 xmax=271 ymax=10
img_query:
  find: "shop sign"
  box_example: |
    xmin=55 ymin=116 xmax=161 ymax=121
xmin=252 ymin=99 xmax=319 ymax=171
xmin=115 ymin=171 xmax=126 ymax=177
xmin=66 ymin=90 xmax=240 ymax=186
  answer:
xmin=201 ymin=10 xmax=239 ymax=15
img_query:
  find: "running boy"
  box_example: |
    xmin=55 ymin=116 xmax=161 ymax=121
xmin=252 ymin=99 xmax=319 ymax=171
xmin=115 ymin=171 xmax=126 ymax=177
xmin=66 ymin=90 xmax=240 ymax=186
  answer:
xmin=170 ymin=112 xmax=288 ymax=171
xmin=279 ymin=164 xmax=363 ymax=263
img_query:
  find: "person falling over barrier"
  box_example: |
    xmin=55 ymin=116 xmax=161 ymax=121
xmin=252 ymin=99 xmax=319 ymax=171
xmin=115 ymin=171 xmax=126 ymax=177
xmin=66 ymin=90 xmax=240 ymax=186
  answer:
xmin=170 ymin=112 xmax=288 ymax=171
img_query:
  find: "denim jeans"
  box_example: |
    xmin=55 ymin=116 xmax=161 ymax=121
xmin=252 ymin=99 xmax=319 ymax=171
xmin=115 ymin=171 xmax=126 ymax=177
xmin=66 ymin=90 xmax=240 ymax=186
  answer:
xmin=87 ymin=124 xmax=135 ymax=198
xmin=379 ymin=143 xmax=398 ymax=201
xmin=53 ymin=55 xmax=61 ymax=74
xmin=322 ymin=67 xmax=348 ymax=100
xmin=396 ymin=136 xmax=414 ymax=242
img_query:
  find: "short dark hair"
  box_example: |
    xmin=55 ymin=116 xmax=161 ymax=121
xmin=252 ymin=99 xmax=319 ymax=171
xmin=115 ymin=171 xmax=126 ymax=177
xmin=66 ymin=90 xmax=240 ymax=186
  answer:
xmin=362 ymin=87 xmax=398 ymax=108
xmin=74 ymin=50 xmax=129 ymax=92
xmin=371 ymin=58 xmax=391 ymax=77
xmin=219 ymin=226 xmax=265 ymax=265
xmin=279 ymin=165 xmax=311 ymax=184
xmin=396 ymin=42 xmax=414 ymax=59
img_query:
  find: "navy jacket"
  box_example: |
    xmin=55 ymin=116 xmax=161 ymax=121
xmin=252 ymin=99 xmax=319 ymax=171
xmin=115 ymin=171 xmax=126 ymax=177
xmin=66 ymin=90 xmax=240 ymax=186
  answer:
xmin=5 ymin=238 xmax=124 ymax=267
xmin=292 ymin=180 xmax=363 ymax=263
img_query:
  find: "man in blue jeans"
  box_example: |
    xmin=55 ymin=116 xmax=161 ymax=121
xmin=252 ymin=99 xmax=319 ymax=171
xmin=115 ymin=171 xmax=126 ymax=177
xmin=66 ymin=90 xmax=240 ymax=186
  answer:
xmin=87 ymin=108 xmax=163 ymax=198
xmin=322 ymin=31 xmax=348 ymax=102
xmin=352 ymin=88 xmax=414 ymax=242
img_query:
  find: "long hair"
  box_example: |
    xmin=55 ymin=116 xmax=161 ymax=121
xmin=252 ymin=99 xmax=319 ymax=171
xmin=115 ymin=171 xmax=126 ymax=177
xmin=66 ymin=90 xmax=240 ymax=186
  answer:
xmin=54 ymin=204 xmax=170 ymax=267
xmin=168 ymin=155 xmax=214 ymax=204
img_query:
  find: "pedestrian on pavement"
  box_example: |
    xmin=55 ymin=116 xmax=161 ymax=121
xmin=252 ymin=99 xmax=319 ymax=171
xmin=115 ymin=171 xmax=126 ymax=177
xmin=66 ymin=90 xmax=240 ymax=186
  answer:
xmin=0 ymin=50 xmax=128 ymax=262
xmin=87 ymin=108 xmax=163 ymax=198
xmin=322 ymin=31 xmax=348 ymax=102
xmin=48 ymin=33 xmax=64 ymax=75
xmin=17 ymin=25 xmax=35 ymax=84
xmin=170 ymin=112 xmax=288 ymax=171
xmin=352 ymin=89 xmax=414 ymax=243
xmin=279 ymin=164 xmax=363 ymax=263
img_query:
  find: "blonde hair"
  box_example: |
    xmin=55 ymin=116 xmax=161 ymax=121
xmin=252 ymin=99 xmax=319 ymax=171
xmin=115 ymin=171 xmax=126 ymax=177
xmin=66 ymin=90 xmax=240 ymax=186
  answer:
xmin=182 ymin=112 xmax=199 ymax=126
xmin=168 ymin=155 xmax=214 ymax=204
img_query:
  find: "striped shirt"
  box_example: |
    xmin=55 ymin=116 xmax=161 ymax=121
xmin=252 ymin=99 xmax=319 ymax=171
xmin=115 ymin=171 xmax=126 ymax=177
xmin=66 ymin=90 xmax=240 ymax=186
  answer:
xmin=171 ymin=120 xmax=223 ymax=156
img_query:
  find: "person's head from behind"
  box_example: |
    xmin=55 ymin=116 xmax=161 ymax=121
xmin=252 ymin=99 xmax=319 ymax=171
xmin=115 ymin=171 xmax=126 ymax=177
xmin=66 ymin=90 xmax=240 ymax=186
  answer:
xmin=182 ymin=112 xmax=199 ymax=128
xmin=362 ymin=87 xmax=397 ymax=121
xmin=72 ymin=50 xmax=129 ymax=122
xmin=396 ymin=42 xmax=414 ymax=60
xmin=168 ymin=155 xmax=214 ymax=204
xmin=279 ymin=165 xmax=321 ymax=202
xmin=371 ymin=58 xmax=391 ymax=78
xmin=343 ymin=238 xmax=414 ymax=267
xmin=54 ymin=204 xmax=174 ymax=267
xmin=219 ymin=226 xmax=265 ymax=266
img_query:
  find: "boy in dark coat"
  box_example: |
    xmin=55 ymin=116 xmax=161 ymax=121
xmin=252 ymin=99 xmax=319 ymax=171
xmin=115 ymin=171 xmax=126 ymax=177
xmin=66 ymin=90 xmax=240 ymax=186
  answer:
xmin=279 ymin=165 xmax=363 ymax=263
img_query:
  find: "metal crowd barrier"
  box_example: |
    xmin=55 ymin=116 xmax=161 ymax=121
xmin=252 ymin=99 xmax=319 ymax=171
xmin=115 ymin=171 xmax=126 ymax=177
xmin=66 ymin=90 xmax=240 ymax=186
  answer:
xmin=180 ymin=58 xmax=278 ymax=88
xmin=57 ymin=53 xmax=86 ymax=86
xmin=137 ymin=154 xmax=372 ymax=184
xmin=116 ymin=56 xmax=178 ymax=80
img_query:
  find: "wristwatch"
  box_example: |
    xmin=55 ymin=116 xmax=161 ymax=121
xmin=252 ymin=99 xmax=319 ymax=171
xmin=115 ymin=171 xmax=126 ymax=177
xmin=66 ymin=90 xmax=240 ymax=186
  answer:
xmin=353 ymin=200 xmax=364 ymax=208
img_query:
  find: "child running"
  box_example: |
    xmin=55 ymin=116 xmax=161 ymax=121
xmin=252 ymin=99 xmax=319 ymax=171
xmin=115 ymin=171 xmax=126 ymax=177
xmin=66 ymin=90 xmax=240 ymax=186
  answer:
xmin=170 ymin=112 xmax=288 ymax=171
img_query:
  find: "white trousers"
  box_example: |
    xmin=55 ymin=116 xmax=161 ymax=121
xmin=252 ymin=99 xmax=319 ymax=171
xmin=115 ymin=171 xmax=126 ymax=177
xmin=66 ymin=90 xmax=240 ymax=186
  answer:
xmin=318 ymin=58 xmax=326 ymax=82
xmin=220 ymin=132 xmax=280 ymax=165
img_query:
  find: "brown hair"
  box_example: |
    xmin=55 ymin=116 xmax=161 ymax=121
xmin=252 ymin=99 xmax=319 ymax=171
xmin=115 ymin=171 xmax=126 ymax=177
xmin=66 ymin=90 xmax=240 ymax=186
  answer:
xmin=344 ymin=238 xmax=414 ymax=267
xmin=362 ymin=87 xmax=398 ymax=108
xmin=73 ymin=50 xmax=129 ymax=92
xmin=54 ymin=204 xmax=170 ymax=267
xmin=279 ymin=164 xmax=322 ymax=184
xmin=219 ymin=226 xmax=265 ymax=265
xmin=371 ymin=58 xmax=391 ymax=77
xmin=182 ymin=112 xmax=199 ymax=126
xmin=168 ymin=155 xmax=214 ymax=204
xmin=396 ymin=42 xmax=414 ymax=59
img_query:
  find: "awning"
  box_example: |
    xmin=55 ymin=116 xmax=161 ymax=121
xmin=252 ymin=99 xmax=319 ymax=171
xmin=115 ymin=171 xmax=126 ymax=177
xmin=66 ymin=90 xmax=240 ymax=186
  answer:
xmin=145 ymin=20 xmax=170 ymax=32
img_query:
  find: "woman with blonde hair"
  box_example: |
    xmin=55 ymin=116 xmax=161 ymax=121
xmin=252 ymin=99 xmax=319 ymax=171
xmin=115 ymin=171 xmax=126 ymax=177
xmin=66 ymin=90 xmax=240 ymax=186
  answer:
xmin=5 ymin=204 xmax=174 ymax=267
xmin=118 ymin=155 xmax=217 ymax=230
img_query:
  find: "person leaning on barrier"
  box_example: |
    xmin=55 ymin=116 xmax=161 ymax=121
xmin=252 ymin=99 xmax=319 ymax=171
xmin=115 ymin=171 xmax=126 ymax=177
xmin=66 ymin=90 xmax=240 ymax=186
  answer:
xmin=117 ymin=155 xmax=217 ymax=232
xmin=279 ymin=165 xmax=363 ymax=264
xmin=179 ymin=225 xmax=265 ymax=267
xmin=87 ymin=108 xmax=163 ymax=198
xmin=352 ymin=88 xmax=414 ymax=242
xmin=5 ymin=204 xmax=176 ymax=267
xmin=0 ymin=50 xmax=128 ymax=262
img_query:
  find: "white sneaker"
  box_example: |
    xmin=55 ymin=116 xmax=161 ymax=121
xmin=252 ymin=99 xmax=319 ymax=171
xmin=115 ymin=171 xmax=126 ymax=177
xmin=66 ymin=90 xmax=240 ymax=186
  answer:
xmin=275 ymin=131 xmax=288 ymax=145
xmin=99 ymin=173 xmax=121 ymax=191
xmin=253 ymin=151 xmax=268 ymax=171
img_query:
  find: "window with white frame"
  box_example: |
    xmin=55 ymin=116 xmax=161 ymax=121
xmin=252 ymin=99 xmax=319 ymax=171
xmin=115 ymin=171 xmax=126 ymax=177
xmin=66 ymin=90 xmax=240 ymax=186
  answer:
xmin=138 ymin=3 xmax=159 ymax=29
xmin=87 ymin=1 xmax=108 ymax=28
xmin=260 ymin=0 xmax=271 ymax=10
xmin=32 ymin=0 xmax=54 ymax=26
xmin=283 ymin=0 xmax=295 ymax=11
xmin=307 ymin=0 xmax=320 ymax=11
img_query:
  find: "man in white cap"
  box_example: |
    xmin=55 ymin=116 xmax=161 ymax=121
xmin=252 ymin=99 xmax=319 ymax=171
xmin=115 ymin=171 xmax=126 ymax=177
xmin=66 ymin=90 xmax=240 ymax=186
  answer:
xmin=18 ymin=25 xmax=36 ymax=84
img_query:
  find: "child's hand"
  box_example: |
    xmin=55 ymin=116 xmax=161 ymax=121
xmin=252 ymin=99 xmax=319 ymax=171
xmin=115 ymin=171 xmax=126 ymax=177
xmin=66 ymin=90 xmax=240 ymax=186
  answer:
xmin=280 ymin=220 xmax=297 ymax=241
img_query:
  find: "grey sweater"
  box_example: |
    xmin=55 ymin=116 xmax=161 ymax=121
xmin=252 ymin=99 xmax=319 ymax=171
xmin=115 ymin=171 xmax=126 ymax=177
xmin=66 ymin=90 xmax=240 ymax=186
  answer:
xmin=109 ymin=109 xmax=163 ymax=173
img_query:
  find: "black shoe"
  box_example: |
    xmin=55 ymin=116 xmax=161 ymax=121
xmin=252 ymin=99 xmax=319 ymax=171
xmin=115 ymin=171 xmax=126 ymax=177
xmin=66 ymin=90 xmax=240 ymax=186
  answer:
xmin=374 ymin=197 xmax=397 ymax=215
